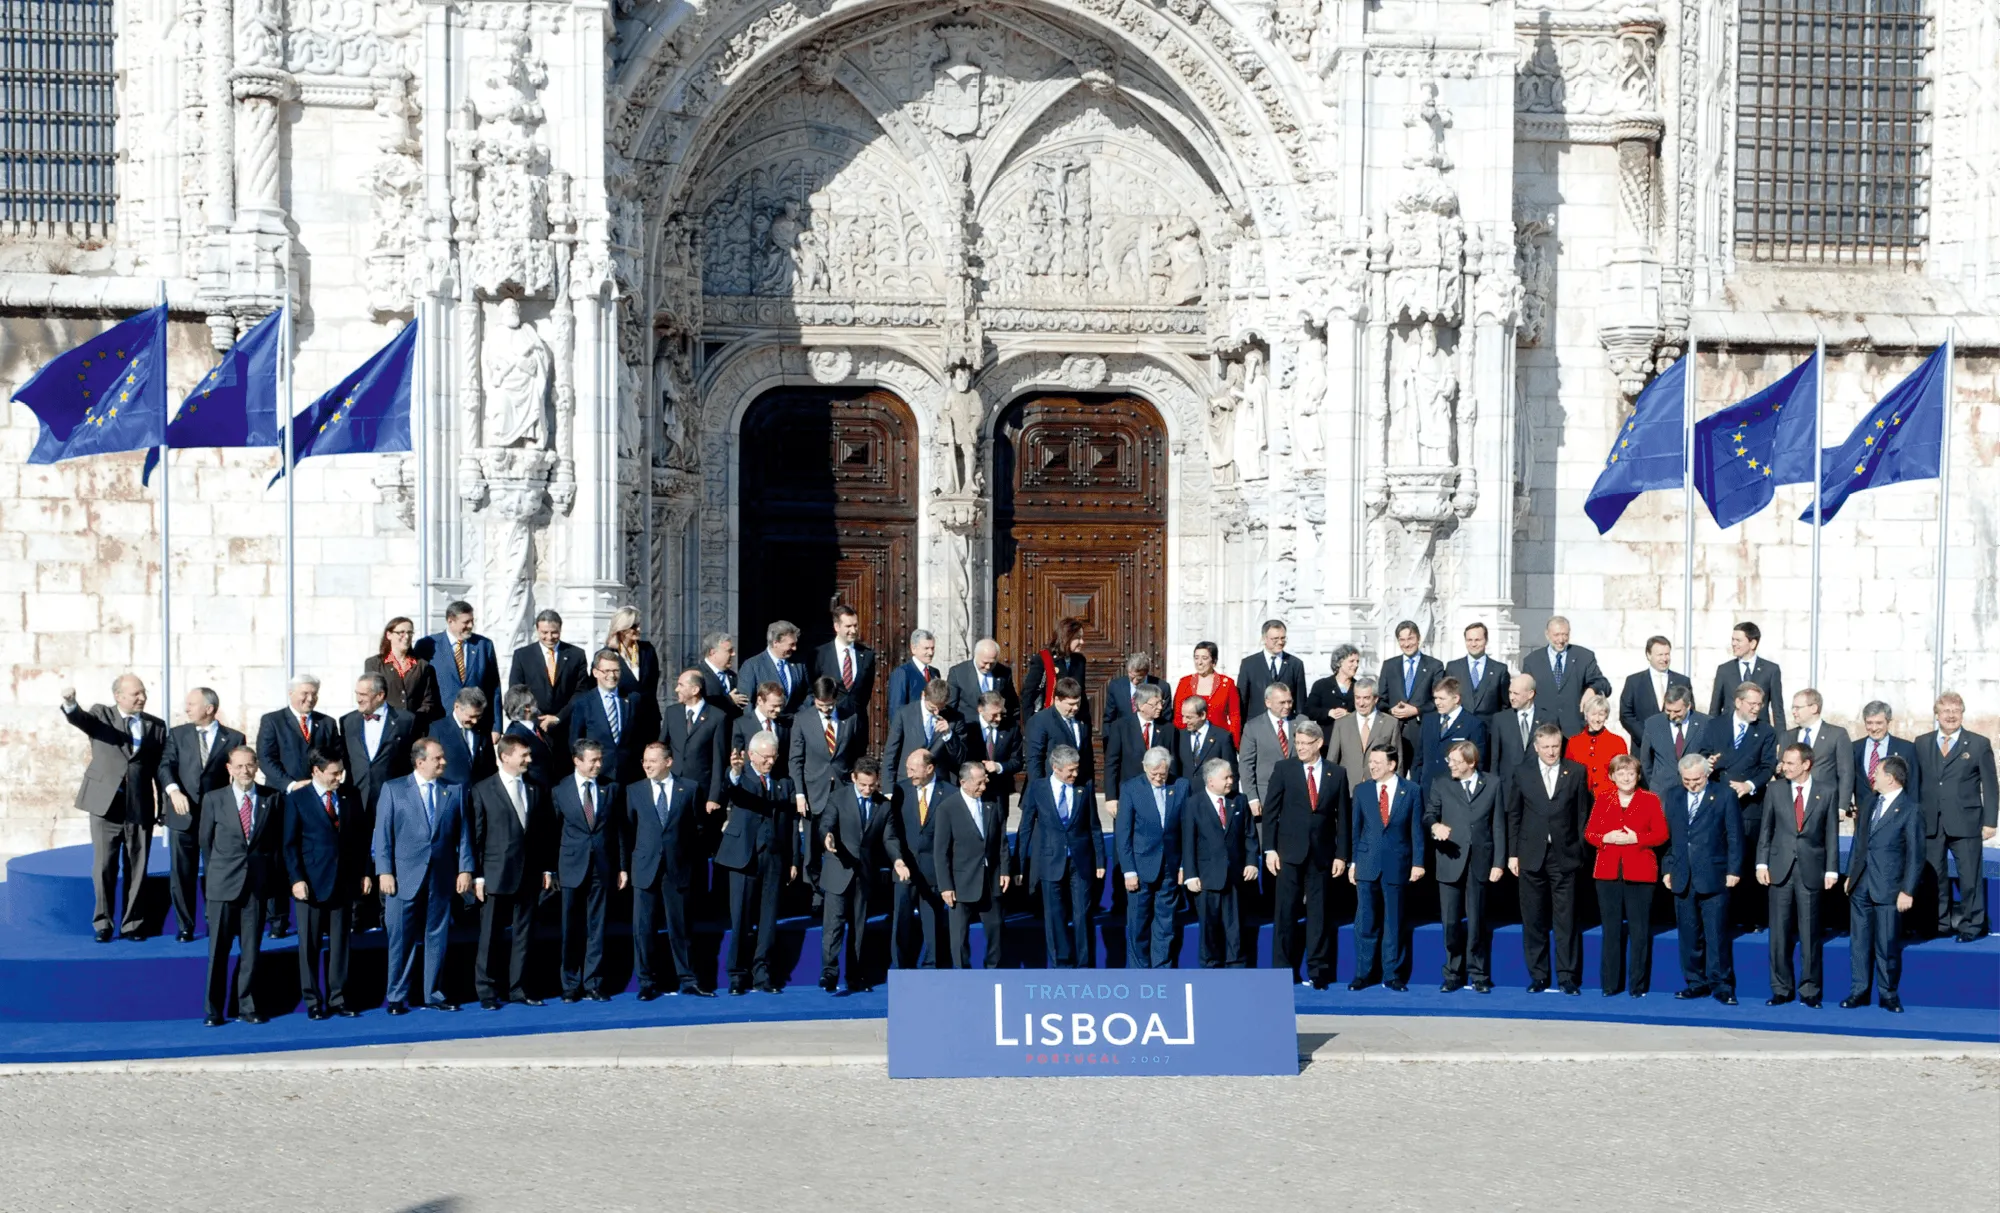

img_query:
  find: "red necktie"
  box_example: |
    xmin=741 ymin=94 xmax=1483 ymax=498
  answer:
xmin=841 ymin=648 xmax=855 ymax=688
xmin=1143 ymin=723 xmax=1153 ymax=749
xmin=1276 ymin=721 xmax=1289 ymax=758
xmin=323 ymin=790 xmax=338 ymax=823
xmin=922 ymin=666 xmax=934 ymax=683
xmin=1215 ymin=796 xmax=1227 ymax=826
xmin=298 ymin=714 xmax=310 ymax=741
xmin=239 ymin=792 xmax=254 ymax=838
xmin=1306 ymin=765 xmax=1318 ymax=808
xmin=1378 ymin=784 xmax=1391 ymax=827
xmin=1793 ymin=785 xmax=1806 ymax=832
xmin=1673 ymin=722 xmax=1685 ymax=758
xmin=582 ymin=782 xmax=596 ymax=829
xmin=1867 ymin=744 xmax=1881 ymax=779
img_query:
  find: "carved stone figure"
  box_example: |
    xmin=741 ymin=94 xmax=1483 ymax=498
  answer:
xmin=1229 ymin=346 xmax=1269 ymax=480
xmin=930 ymin=24 xmax=984 ymax=137
xmin=1292 ymin=321 xmax=1327 ymax=463
xmin=482 ymin=298 xmax=552 ymax=448
xmin=1396 ymin=321 xmax=1457 ymax=467
xmin=455 ymin=30 xmax=555 ymax=299
xmin=938 ymin=364 xmax=984 ymax=495
xmin=364 ymin=68 xmax=423 ymax=315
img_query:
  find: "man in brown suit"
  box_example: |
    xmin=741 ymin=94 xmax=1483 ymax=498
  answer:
xmin=1329 ymin=677 xmax=1401 ymax=790
xmin=61 ymin=677 xmax=169 ymax=942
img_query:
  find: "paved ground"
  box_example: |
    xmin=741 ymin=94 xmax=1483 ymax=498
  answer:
xmin=1 ymin=1019 xmax=1993 ymax=1211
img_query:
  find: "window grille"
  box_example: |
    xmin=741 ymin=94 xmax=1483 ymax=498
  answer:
xmin=0 ymin=0 xmax=116 ymax=230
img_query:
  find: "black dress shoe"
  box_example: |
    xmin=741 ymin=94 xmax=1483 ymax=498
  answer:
xmin=268 ymin=924 xmax=292 ymax=939
xmin=1601 ymin=988 xmax=1622 ymax=997
xmin=1526 ymin=980 xmax=1550 ymax=994
xmin=1384 ymin=979 xmax=1408 ymax=992
xmin=729 ymin=986 xmax=748 ymax=996
xmin=1559 ymin=984 xmax=1582 ymax=997
xmin=175 ymin=929 xmax=195 ymax=943
xmin=385 ymin=1001 xmax=410 ymax=1016
xmin=1840 ymin=993 xmax=1871 ymax=1008
xmin=753 ymin=982 xmax=779 ymax=994
xmin=429 ymin=1001 xmax=460 ymax=1012
xmin=94 ymin=928 xmax=113 ymax=943
xmin=333 ymin=1007 xmax=360 ymax=1018
xmin=1348 ymin=977 xmax=1377 ymax=991
xmin=1472 ymin=981 xmax=1493 ymax=994
xmin=636 ymin=987 xmax=661 ymax=1003
xmin=517 ymin=997 xmax=545 ymax=1007
xmin=1440 ymin=979 xmax=1465 ymax=993
xmin=306 ymin=1005 xmax=329 ymax=1021
xmin=1766 ymin=994 xmax=1794 ymax=1006
xmin=586 ymin=991 xmax=612 ymax=1002
xmin=1955 ymin=933 xmax=1981 ymax=944
xmin=682 ymin=986 xmax=717 ymax=998
xmin=819 ymin=977 xmax=839 ymax=993
xmin=561 ymin=991 xmax=583 ymax=1003
xmin=479 ymin=997 xmax=502 ymax=1010
xmin=1675 ymin=988 xmax=1709 ymax=1000
xmin=1801 ymin=995 xmax=1821 ymax=1008
xmin=1714 ymin=992 xmax=1739 ymax=1006
xmin=240 ymin=1012 xmax=268 ymax=1025
xmin=202 ymin=1014 xmax=226 ymax=1027
xmin=1880 ymin=994 xmax=1904 ymax=1013
xmin=1628 ymin=989 xmax=1647 ymax=998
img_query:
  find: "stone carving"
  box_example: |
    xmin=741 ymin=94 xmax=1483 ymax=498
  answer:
xmin=1057 ymin=354 xmax=1107 ymax=389
xmin=983 ymin=153 xmax=1209 ymax=305
xmin=806 ymin=348 xmax=853 ymax=384
xmin=928 ymin=24 xmax=986 ymax=136
xmin=1393 ymin=321 xmax=1457 ymax=467
xmin=452 ymin=30 xmax=556 ymax=300
xmin=937 ymin=364 xmax=984 ymax=496
xmin=1386 ymin=83 xmax=1463 ymax=327
xmin=1274 ymin=0 xmax=1318 ymax=63
xmin=1292 ymin=318 xmax=1326 ymax=463
xmin=700 ymin=155 xmax=944 ymax=299
xmin=478 ymin=447 xmax=556 ymax=654
xmin=1514 ymin=5 xmax=1664 ymax=143
xmin=286 ymin=0 xmax=421 ymax=79
xmin=364 ymin=67 xmax=423 ymax=316
xmin=653 ymin=328 xmax=699 ymax=472
xmin=1514 ymin=209 xmax=1555 ymax=347
xmin=482 ymin=297 xmax=553 ymax=448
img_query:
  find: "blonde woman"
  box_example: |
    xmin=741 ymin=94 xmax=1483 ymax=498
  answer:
xmin=1564 ymin=691 xmax=1628 ymax=801
xmin=606 ymin=606 xmax=662 ymax=739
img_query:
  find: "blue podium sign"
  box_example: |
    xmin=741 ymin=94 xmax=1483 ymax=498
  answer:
xmin=887 ymin=969 xmax=1298 ymax=1078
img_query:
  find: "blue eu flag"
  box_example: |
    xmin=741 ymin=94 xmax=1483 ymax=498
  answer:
xmin=143 ymin=307 xmax=283 ymax=485
xmin=272 ymin=320 xmax=416 ymax=485
xmin=1692 ymin=350 xmax=1819 ymax=529
xmin=1584 ymin=355 xmax=1687 ymax=534
xmin=12 ymin=304 xmax=169 ymax=464
xmin=1810 ymin=344 xmax=1946 ymax=524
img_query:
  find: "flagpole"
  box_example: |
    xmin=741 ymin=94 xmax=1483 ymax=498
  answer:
xmin=415 ymin=303 xmax=429 ymax=633
xmin=1933 ymin=327 xmax=1955 ymax=701
xmin=1809 ymin=337 xmax=1824 ymax=690
xmin=283 ymin=247 xmax=296 ymax=681
xmin=1681 ymin=337 xmax=1696 ymax=669
xmin=158 ymin=280 xmax=172 ymax=722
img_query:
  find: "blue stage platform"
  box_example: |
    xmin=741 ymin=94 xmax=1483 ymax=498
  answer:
xmin=2 ymin=839 xmax=1995 ymax=1064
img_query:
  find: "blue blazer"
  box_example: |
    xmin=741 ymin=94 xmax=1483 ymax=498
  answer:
xmin=885 ymin=659 xmax=941 ymax=718
xmin=1697 ymin=715 xmax=1777 ymax=804
xmin=1114 ymin=775 xmax=1187 ymax=886
xmin=1852 ymin=735 xmax=1919 ymax=810
xmin=415 ymin=630 xmax=501 ymax=727
xmin=551 ymin=776 xmax=624 ymax=888
xmin=282 ymin=783 xmax=368 ymax=903
xmin=371 ymin=775 xmax=473 ymax=899
xmin=1018 ymin=776 xmax=1104 ymax=884
xmin=1351 ymin=777 xmax=1424 ymax=885
xmin=1025 ymin=707 xmax=1094 ymax=783
xmin=569 ymin=688 xmax=642 ymax=783
xmin=1418 ymin=709 xmax=1490 ymax=788
xmin=1660 ymin=782 xmax=1745 ymax=896
xmin=624 ymin=776 xmax=701 ymax=891
xmin=1847 ymin=789 xmax=1924 ymax=902
xmin=740 ymin=649 xmax=809 ymax=719
xmin=428 ymin=717 xmax=497 ymax=787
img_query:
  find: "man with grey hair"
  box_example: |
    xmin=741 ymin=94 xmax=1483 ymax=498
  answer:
xmin=1519 ymin=615 xmax=1610 ymax=737
xmin=1662 ymin=751 xmax=1743 ymax=1004
xmin=507 ymin=608 xmax=588 ymax=740
xmin=1105 ymin=682 xmax=1179 ymax=807
xmin=887 ymin=628 xmax=941 ymax=718
xmin=700 ymin=631 xmax=750 ymax=716
xmin=1184 ymin=757 xmax=1257 ymax=967
xmin=1238 ymin=682 xmax=1299 ymax=818
xmin=340 ymin=674 xmax=414 ymax=819
xmin=1103 ymin=651 xmax=1167 ymax=732
xmin=740 ymin=619 xmax=808 ymax=720
xmin=500 ymin=684 xmax=555 ymax=789
xmin=1018 ymin=743 xmax=1105 ymax=967
xmin=256 ymin=673 xmax=340 ymax=938
xmin=947 ymin=636 xmax=1018 ymax=728
xmin=1114 ymin=746 xmax=1188 ymax=968
xmin=161 ymin=685 xmax=245 ymax=941
xmin=718 ymin=730 xmax=796 ymax=993
xmin=1852 ymin=700 xmax=1916 ymax=821
xmin=1782 ymin=687 xmax=1854 ymax=823
xmin=60 ymin=675 xmax=169 ymax=942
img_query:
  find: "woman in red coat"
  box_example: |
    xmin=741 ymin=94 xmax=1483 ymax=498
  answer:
xmin=1172 ymin=640 xmax=1242 ymax=744
xmin=1565 ymin=691 xmax=1628 ymax=800
xmin=1585 ymin=753 xmax=1668 ymax=997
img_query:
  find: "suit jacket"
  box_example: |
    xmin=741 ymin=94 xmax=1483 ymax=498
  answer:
xmin=1757 ymin=775 xmax=1842 ymax=886
xmin=468 ymin=771 xmax=552 ymax=895
xmin=1176 ymin=723 xmax=1238 ymax=786
xmin=282 ymin=783 xmax=368 ymax=904
xmin=1852 ymin=734 xmax=1918 ymax=814
xmin=664 ymin=702 xmax=730 ymax=807
xmin=1639 ymin=710 xmax=1710 ymax=794
xmin=255 ymin=707 xmax=340 ymax=789
xmin=1708 ymin=655 xmax=1785 ymax=732
xmin=1181 ymin=787 xmax=1252 ymax=890
xmin=1303 ymin=677 xmax=1356 ymax=733
xmin=698 ymin=661 xmax=746 ymax=719
xmin=614 ymin=641 xmax=664 ymax=738
xmin=1101 ymin=674 xmax=1169 ymax=731
xmin=199 ymin=783 xmax=284 ymax=902
xmin=1914 ymin=728 xmax=1999 ymax=839
xmin=1846 ymin=790 xmax=1924 ymax=902
xmin=934 ymin=786 xmax=1008 ymax=903
xmin=1423 ymin=772 xmax=1505 ymax=883
xmin=550 ymin=776 xmax=624 ymax=887
xmin=364 ymin=654 xmax=440 ymax=728
xmin=1618 ymin=669 xmax=1693 ymax=743
xmin=371 ymin=776 xmax=474 ymax=897
xmin=1104 ymin=716 xmax=1180 ymax=794
xmin=946 ymin=659 xmax=1019 ymax=728
xmin=1020 ymin=649 xmax=1088 ymax=721
xmin=1352 ymin=777 xmax=1424 ymax=884
xmin=886 ymin=659 xmax=942 ymax=718
xmin=1444 ymin=655 xmax=1511 ymax=719
xmin=1781 ymin=721 xmax=1855 ymax=823
xmin=1519 ymin=644 xmax=1613 ymax=737
xmin=1237 ymin=711 xmax=1300 ymax=809
xmin=1378 ymin=652 xmax=1447 ymax=749
xmin=787 ymin=705 xmax=863 ymax=816
xmin=1259 ymin=756 xmax=1351 ymax=867
xmin=1506 ymin=758 xmax=1592 ymax=874
xmin=883 ymin=702 xmax=967 ymax=790
xmin=414 ymin=630 xmax=501 ymax=729
xmin=1490 ymin=703 xmax=1558 ymax=786
xmin=623 ymin=776 xmax=701 ymax=891
xmin=819 ymin=783 xmax=894 ymax=896
xmin=731 ymin=713 xmax=792 ymax=773
xmin=340 ymin=707 xmax=415 ymax=818
xmin=508 ymin=641 xmax=590 ymax=720
xmin=1660 ymin=782 xmax=1745 ymax=895
xmin=160 ymin=720 xmax=243 ymax=829
xmin=1114 ymin=776 xmax=1188 ymax=885
xmin=966 ymin=719 xmax=1024 ymax=804
xmin=429 ymin=716 xmax=499 ymax=788
xmin=1025 ymin=706 xmax=1093 ymax=783
xmin=1417 ymin=709 xmax=1491 ymax=789
xmin=569 ymin=688 xmax=642 ymax=784
xmin=885 ymin=777 xmax=947 ymax=887
xmin=739 ymin=648 xmax=809 ymax=720
xmin=1329 ymin=711 xmax=1401 ymax=791
xmin=1697 ymin=714 xmax=1778 ymax=805
xmin=1236 ymin=652 xmax=1309 ymax=725
xmin=714 ymin=767 xmax=794 ymax=871
xmin=1018 ymin=776 xmax=1104 ymax=885
xmin=503 ymin=720 xmax=555 ymax=790
xmin=812 ymin=641 xmax=879 ymax=726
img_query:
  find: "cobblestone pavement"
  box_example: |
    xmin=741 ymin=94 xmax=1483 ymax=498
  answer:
xmin=1 ymin=1051 xmax=1992 ymax=1211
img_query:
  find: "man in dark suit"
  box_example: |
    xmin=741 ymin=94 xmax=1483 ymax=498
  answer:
xmin=885 ymin=628 xmax=941 ymax=719
xmin=883 ymin=678 xmax=966 ymax=794
xmin=160 ymin=686 xmax=243 ymax=942
xmin=1698 ymin=681 xmax=1778 ymax=930
xmin=255 ymin=674 xmax=341 ymax=938
xmin=1757 ymin=743 xmax=1843 ymax=1007
xmin=1417 ymin=678 xmax=1490 ymax=790
xmin=1424 ymin=741 xmax=1505 ymax=994
xmin=1708 ymin=621 xmax=1785 ymax=732
xmin=507 ymin=610 xmax=590 ymax=742
xmin=1842 ymin=757 xmax=1924 ymax=1012
xmin=698 ymin=631 xmax=750 ymax=718
xmin=739 ymin=619 xmax=809 ymax=722
xmin=414 ymin=600 xmax=500 ymax=732
xmin=819 ymin=757 xmax=894 ymax=988
xmin=626 ymin=742 xmax=711 ymax=999
xmin=501 ymin=687 xmax=556 ymax=790
xmin=1618 ymin=636 xmax=1692 ymax=745
xmin=1781 ymin=689 xmax=1854 ymax=831
xmin=1349 ymin=745 xmax=1425 ymax=990
xmin=1025 ymin=677 xmax=1093 ymax=783
xmin=1380 ymin=619 xmax=1446 ymax=756
xmin=1238 ymin=682 xmax=1299 ymax=821
xmin=283 ymin=750 xmax=369 ymax=1019
xmin=1260 ymin=721 xmax=1350 ymax=988
xmin=664 ymin=669 xmax=729 ymax=812
xmin=1182 ymin=758 xmax=1256 ymax=968
xmin=430 ymin=688 xmax=499 ymax=788
xmin=1104 ymin=683 xmax=1179 ymax=805
xmin=1638 ymin=684 xmax=1707 ymax=794
xmin=1853 ymin=701 xmax=1918 ymax=820
xmin=197 ymin=747 xmax=282 ymax=1024
xmin=1102 ymin=652 xmax=1169 ymax=732
xmin=1328 ymin=678 xmax=1399 ymax=789
xmin=1916 ymin=692 xmax=1998 ymax=941
xmin=716 ymin=730 xmax=795 ymax=993
xmin=1490 ymin=674 xmax=1557 ymax=788
xmin=1236 ymin=620 xmax=1308 ymax=724
xmin=469 ymin=736 xmax=554 ymax=1008
xmin=790 ymin=676 xmax=863 ymax=887
xmin=946 ymin=638 xmax=1018 ymax=728
xmin=813 ymin=602 xmax=878 ymax=732
xmin=1177 ymin=695 xmax=1239 ymax=782
xmin=1506 ymin=724 xmax=1592 ymax=994
xmin=551 ymin=739 xmax=625 ymax=1002
xmin=935 ymin=763 xmax=1010 ymax=969
xmin=1661 ymin=754 xmax=1744 ymax=1005
xmin=732 ymin=682 xmax=794 ymax=773
xmin=1116 ymin=747 xmax=1188 ymax=970
xmin=570 ymin=649 xmax=643 ymax=786
xmin=885 ymin=750 xmax=949 ymax=969
xmin=340 ymin=673 xmax=415 ymax=822
xmin=1518 ymin=616 xmax=1612 ymax=737
xmin=1444 ymin=621 xmax=1510 ymax=721
xmin=373 ymin=739 xmax=475 ymax=1013
xmin=1019 ymin=745 xmax=1105 ymax=967
xmin=966 ymin=691 xmax=1023 ymax=810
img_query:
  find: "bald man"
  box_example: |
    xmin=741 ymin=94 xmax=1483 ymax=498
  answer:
xmin=61 ymin=677 xmax=169 ymax=942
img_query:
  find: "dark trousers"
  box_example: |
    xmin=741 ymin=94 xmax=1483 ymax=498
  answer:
xmin=1271 ymin=861 xmax=1333 ymax=983
xmin=946 ymin=892 xmax=1004 ymax=968
xmin=1125 ymin=876 xmax=1179 ymax=969
xmin=88 ymin=810 xmax=150 ymax=936
xmin=1731 ymin=824 xmax=1764 ymax=930
xmin=1929 ymin=832 xmax=1987 ymax=937
xmin=385 ymin=876 xmax=453 ymax=1005
xmin=476 ymin=888 xmax=538 ymax=1001
xmin=1673 ymin=888 xmax=1734 ymax=995
xmin=891 ymin=875 xmax=944 ymax=968
xmin=1847 ymin=886 xmax=1905 ymax=997
xmin=295 ymin=897 xmax=352 ymax=1010
xmin=1354 ymin=878 xmax=1406 ymax=982
xmin=1767 ymin=875 xmax=1825 ymax=999
xmin=821 ymin=876 xmax=874 ymax=985
xmin=1039 ymin=865 xmax=1096 ymax=967
xmin=265 ymin=894 xmax=293 ymax=936
xmin=1596 ymin=878 xmax=1655 ymax=994
xmin=559 ymin=870 xmax=609 ymax=996
xmin=166 ymin=825 xmax=201 ymax=934
xmin=1436 ymin=873 xmax=1492 ymax=984
xmin=1520 ymin=864 xmax=1582 ymax=988
xmin=724 ymin=848 xmax=784 ymax=988
xmin=203 ymin=892 xmax=264 ymax=1019
xmin=1193 ymin=884 xmax=1244 ymax=968
xmin=635 ymin=880 xmax=698 ymax=993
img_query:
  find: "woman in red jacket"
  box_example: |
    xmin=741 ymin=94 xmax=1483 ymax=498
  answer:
xmin=1565 ymin=691 xmax=1628 ymax=800
xmin=1585 ymin=753 xmax=1668 ymax=997
xmin=1172 ymin=640 xmax=1242 ymax=744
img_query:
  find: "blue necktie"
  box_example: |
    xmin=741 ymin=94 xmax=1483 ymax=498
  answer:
xmin=859 ymin=796 xmax=871 ymax=830
xmin=1153 ymin=785 xmax=1166 ymax=828
xmin=1871 ymin=795 xmax=1886 ymax=823
xmin=654 ymin=781 xmax=669 ymax=828
xmin=423 ymin=781 xmax=436 ymax=831
xmin=1688 ymin=792 xmax=1700 ymax=823
xmin=1471 ymin=657 xmax=1482 ymax=689
xmin=1058 ymin=784 xmax=1071 ymax=824
xmin=606 ymin=694 xmax=621 ymax=743
xmin=1554 ymin=650 xmax=1566 ymax=689
xmin=778 ymin=663 xmax=790 ymax=696
xmin=1735 ymin=721 xmax=1746 ymax=748
xmin=1404 ymin=657 xmax=1416 ymax=698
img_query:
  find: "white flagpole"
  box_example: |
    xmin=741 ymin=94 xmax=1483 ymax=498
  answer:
xmin=1934 ymin=328 xmax=1956 ymax=700
xmin=158 ymin=280 xmax=172 ymax=718
xmin=1682 ymin=337 xmax=1696 ymax=667
xmin=1809 ymin=338 xmax=1824 ymax=690
xmin=416 ymin=303 xmax=429 ymax=632
xmin=283 ymin=248 xmax=297 ymax=680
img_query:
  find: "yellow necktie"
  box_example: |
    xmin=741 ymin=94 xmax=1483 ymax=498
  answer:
xmin=918 ymin=786 xmax=930 ymax=827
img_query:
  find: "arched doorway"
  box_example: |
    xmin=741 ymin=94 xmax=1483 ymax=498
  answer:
xmin=739 ymin=387 xmax=917 ymax=746
xmin=993 ymin=394 xmax=1168 ymax=727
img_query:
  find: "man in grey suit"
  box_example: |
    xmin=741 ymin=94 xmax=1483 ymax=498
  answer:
xmin=1915 ymin=692 xmax=1998 ymax=941
xmin=160 ymin=686 xmax=244 ymax=942
xmin=1443 ymin=621 xmax=1510 ymax=720
xmin=1781 ymin=689 xmax=1853 ymax=824
xmin=1424 ymin=741 xmax=1506 ymax=993
xmin=1490 ymin=674 xmax=1556 ymax=786
xmin=1757 ymin=743 xmax=1842 ymax=1006
xmin=1239 ymin=682 xmax=1300 ymax=819
xmin=1517 ymin=615 xmax=1611 ymax=737
xmin=197 ymin=747 xmax=283 ymax=1025
xmin=60 ymin=676 xmax=169 ymax=942
xmin=1708 ymin=620 xmax=1785 ymax=732
xmin=1638 ymin=684 xmax=1707 ymax=794
xmin=1329 ymin=678 xmax=1400 ymax=791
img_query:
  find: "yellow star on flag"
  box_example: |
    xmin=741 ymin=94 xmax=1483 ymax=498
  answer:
xmin=1854 ymin=462 xmax=1866 ymax=474
xmin=1746 ymin=458 xmax=1759 ymax=469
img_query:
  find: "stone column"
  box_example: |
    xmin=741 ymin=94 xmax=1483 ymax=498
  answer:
xmin=227 ymin=0 xmax=292 ymax=308
xmin=199 ymin=0 xmax=235 ymax=348
xmin=1597 ymin=8 xmax=1667 ymax=399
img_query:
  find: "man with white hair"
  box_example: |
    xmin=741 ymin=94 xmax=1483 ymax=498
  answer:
xmin=160 ymin=686 xmax=245 ymax=942
xmin=1114 ymin=746 xmax=1188 ymax=968
xmin=256 ymin=674 xmax=340 ymax=938
xmin=718 ymin=730 xmax=797 ymax=993
xmin=61 ymin=675 xmax=169 ymax=942
xmin=947 ymin=637 xmax=1019 ymax=728
xmin=886 ymin=628 xmax=941 ymax=718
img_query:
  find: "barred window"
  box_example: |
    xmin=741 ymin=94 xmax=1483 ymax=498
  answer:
xmin=0 ymin=0 xmax=116 ymax=229
xmin=1734 ymin=0 xmax=1929 ymax=265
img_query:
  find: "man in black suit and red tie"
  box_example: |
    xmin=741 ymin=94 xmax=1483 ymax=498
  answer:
xmin=507 ymin=610 xmax=590 ymax=751
xmin=255 ymin=674 xmax=341 ymax=938
xmin=1444 ymin=621 xmax=1510 ymax=721
xmin=1236 ymin=619 xmax=1308 ymax=726
xmin=1853 ymin=701 xmax=1918 ymax=819
xmin=160 ymin=686 xmax=243 ymax=942
xmin=470 ymin=735 xmax=555 ymax=1008
xmin=814 ymin=601 xmax=879 ymax=735
xmin=1618 ymin=636 xmax=1692 ymax=745
xmin=1104 ymin=683 xmax=1179 ymax=807
xmin=1916 ymin=692 xmax=1998 ymax=941
xmin=1379 ymin=620 xmax=1446 ymax=761
xmin=1183 ymin=758 xmax=1256 ymax=968
xmin=1260 ymin=721 xmax=1350 ymax=989
xmin=1757 ymin=743 xmax=1842 ymax=1006
xmin=61 ymin=676 xmax=169 ymax=942
xmin=199 ymin=746 xmax=284 ymax=1025
xmin=966 ymin=691 xmax=1023 ymax=809
xmin=283 ymin=750 xmax=370 ymax=1018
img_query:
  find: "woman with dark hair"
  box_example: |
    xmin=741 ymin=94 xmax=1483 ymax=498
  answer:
xmin=1172 ymin=641 xmax=1242 ymax=744
xmin=365 ymin=616 xmax=440 ymax=729
xmin=1021 ymin=617 xmax=1088 ymax=719
xmin=1305 ymin=643 xmax=1363 ymax=733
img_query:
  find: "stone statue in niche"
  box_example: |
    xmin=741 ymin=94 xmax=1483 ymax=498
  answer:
xmin=364 ymin=68 xmax=423 ymax=316
xmin=456 ymin=29 xmax=555 ymax=299
xmin=755 ymin=202 xmax=804 ymax=295
xmin=1205 ymin=377 xmax=1237 ymax=481
xmin=1393 ymin=320 xmax=1457 ymax=467
xmin=929 ymin=24 xmax=984 ymax=137
xmin=653 ymin=335 xmax=697 ymax=472
xmin=1292 ymin=320 xmax=1327 ymax=464
xmin=938 ymin=364 xmax=984 ymax=496
xmin=483 ymin=297 xmax=553 ymax=448
xmin=1228 ymin=345 xmax=1269 ymax=480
